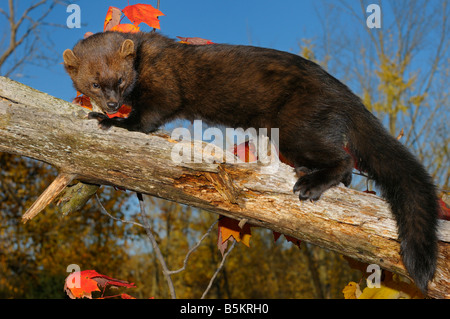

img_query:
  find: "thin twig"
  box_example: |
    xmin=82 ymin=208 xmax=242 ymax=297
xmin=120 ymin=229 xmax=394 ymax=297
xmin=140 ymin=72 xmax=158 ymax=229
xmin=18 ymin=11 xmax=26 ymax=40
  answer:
xmin=166 ymin=219 xmax=218 ymax=275
xmin=136 ymin=192 xmax=177 ymax=299
xmin=96 ymin=192 xmax=223 ymax=298
xmin=95 ymin=193 xmax=145 ymax=228
xmin=201 ymin=239 xmax=236 ymax=299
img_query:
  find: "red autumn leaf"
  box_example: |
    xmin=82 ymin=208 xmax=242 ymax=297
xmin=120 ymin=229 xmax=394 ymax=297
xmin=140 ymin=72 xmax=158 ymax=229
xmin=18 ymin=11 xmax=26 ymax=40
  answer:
xmin=64 ymin=270 xmax=136 ymax=299
xmin=344 ymin=145 xmax=360 ymax=171
xmin=122 ymin=4 xmax=164 ymax=29
xmin=438 ymin=199 xmax=450 ymax=221
xmin=64 ymin=270 xmax=101 ymax=299
xmin=232 ymin=141 xmax=257 ymax=162
xmin=110 ymin=23 xmax=140 ymax=33
xmin=273 ymin=231 xmax=302 ymax=248
xmin=273 ymin=231 xmax=282 ymax=242
xmin=176 ymin=36 xmax=215 ymax=45
xmin=104 ymin=6 xmax=122 ymax=31
xmin=107 ymin=104 xmax=132 ymax=119
xmin=72 ymin=92 xmax=92 ymax=110
xmin=91 ymin=272 xmax=135 ymax=289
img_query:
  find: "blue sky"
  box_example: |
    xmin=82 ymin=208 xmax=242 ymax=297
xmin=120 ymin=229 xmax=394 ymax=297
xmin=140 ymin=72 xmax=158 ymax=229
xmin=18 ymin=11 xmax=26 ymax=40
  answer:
xmin=1 ymin=0 xmax=389 ymax=102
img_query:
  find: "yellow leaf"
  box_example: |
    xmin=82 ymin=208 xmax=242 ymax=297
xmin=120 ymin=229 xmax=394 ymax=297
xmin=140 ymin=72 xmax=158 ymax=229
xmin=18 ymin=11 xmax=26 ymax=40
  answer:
xmin=342 ymin=282 xmax=361 ymax=299
xmin=358 ymin=285 xmax=403 ymax=299
xmin=409 ymin=93 xmax=427 ymax=107
xmin=358 ymin=274 xmax=423 ymax=299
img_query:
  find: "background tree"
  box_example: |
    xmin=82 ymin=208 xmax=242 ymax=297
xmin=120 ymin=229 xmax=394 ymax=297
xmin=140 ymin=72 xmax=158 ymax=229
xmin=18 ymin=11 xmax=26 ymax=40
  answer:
xmin=0 ymin=0 xmax=73 ymax=77
xmin=116 ymin=197 xmax=360 ymax=299
xmin=312 ymin=0 xmax=449 ymax=189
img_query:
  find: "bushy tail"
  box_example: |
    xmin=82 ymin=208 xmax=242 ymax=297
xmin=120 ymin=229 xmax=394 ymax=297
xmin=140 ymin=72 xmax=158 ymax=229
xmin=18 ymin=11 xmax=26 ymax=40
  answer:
xmin=348 ymin=107 xmax=439 ymax=294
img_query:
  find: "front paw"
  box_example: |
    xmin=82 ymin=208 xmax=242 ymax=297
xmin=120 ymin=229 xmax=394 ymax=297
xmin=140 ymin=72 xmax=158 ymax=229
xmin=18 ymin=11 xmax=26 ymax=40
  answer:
xmin=88 ymin=112 xmax=113 ymax=130
xmin=293 ymin=171 xmax=331 ymax=201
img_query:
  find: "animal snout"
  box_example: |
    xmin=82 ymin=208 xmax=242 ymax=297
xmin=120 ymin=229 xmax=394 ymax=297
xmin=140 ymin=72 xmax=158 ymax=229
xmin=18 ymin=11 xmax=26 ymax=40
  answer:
xmin=107 ymin=102 xmax=119 ymax=109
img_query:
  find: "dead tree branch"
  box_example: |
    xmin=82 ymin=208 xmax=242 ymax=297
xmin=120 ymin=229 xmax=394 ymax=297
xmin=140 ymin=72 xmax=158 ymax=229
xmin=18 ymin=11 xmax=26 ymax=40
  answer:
xmin=0 ymin=76 xmax=449 ymax=298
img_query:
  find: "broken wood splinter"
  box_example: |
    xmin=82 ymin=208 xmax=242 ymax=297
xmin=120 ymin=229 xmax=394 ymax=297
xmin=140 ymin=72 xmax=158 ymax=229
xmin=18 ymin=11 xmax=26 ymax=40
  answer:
xmin=22 ymin=172 xmax=78 ymax=223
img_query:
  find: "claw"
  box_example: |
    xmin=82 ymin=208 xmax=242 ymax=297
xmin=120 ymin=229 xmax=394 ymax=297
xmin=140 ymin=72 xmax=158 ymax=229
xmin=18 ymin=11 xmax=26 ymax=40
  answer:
xmin=293 ymin=174 xmax=325 ymax=201
xmin=88 ymin=112 xmax=108 ymax=120
xmin=87 ymin=112 xmax=113 ymax=130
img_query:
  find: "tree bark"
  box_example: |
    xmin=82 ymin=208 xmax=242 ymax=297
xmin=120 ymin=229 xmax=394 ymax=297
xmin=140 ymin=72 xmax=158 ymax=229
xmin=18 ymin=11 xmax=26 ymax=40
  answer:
xmin=0 ymin=76 xmax=449 ymax=298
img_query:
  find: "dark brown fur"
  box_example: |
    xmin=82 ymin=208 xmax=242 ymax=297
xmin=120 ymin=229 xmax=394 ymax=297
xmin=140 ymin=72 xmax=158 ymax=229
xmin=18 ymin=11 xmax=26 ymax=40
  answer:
xmin=63 ymin=31 xmax=439 ymax=294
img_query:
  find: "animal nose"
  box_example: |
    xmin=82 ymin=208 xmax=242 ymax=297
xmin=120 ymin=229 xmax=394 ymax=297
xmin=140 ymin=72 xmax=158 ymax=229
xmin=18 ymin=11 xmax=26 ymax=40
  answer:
xmin=107 ymin=102 xmax=119 ymax=109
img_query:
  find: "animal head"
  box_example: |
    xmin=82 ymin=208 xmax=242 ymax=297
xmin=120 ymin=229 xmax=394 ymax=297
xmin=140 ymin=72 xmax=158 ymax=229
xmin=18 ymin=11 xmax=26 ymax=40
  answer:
xmin=63 ymin=33 xmax=137 ymax=114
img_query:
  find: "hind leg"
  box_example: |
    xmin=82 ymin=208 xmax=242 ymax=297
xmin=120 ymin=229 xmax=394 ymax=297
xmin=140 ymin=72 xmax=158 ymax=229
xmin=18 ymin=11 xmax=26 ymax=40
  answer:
xmin=289 ymin=148 xmax=354 ymax=201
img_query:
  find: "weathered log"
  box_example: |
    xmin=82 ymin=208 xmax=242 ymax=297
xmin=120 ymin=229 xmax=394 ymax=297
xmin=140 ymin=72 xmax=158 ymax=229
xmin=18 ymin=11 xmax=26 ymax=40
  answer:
xmin=0 ymin=76 xmax=448 ymax=298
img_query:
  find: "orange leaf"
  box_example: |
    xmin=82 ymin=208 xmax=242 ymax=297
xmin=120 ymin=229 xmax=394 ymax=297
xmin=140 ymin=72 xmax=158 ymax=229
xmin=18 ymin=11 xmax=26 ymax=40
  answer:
xmin=64 ymin=270 xmax=136 ymax=299
xmin=72 ymin=94 xmax=92 ymax=110
xmin=107 ymin=104 xmax=132 ymax=118
xmin=64 ymin=270 xmax=101 ymax=299
xmin=104 ymin=6 xmax=122 ymax=31
xmin=122 ymin=4 xmax=164 ymax=29
xmin=110 ymin=23 xmax=140 ymax=33
xmin=218 ymin=216 xmax=251 ymax=248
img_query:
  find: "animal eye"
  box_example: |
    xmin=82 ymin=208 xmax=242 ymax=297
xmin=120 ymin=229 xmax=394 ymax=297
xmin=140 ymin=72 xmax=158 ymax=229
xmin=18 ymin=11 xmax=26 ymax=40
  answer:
xmin=92 ymin=83 xmax=100 ymax=89
xmin=118 ymin=78 xmax=123 ymax=85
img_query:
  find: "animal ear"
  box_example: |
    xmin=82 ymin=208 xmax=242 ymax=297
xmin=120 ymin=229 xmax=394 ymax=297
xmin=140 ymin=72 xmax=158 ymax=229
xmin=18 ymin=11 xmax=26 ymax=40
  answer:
xmin=63 ymin=49 xmax=79 ymax=74
xmin=120 ymin=39 xmax=135 ymax=58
